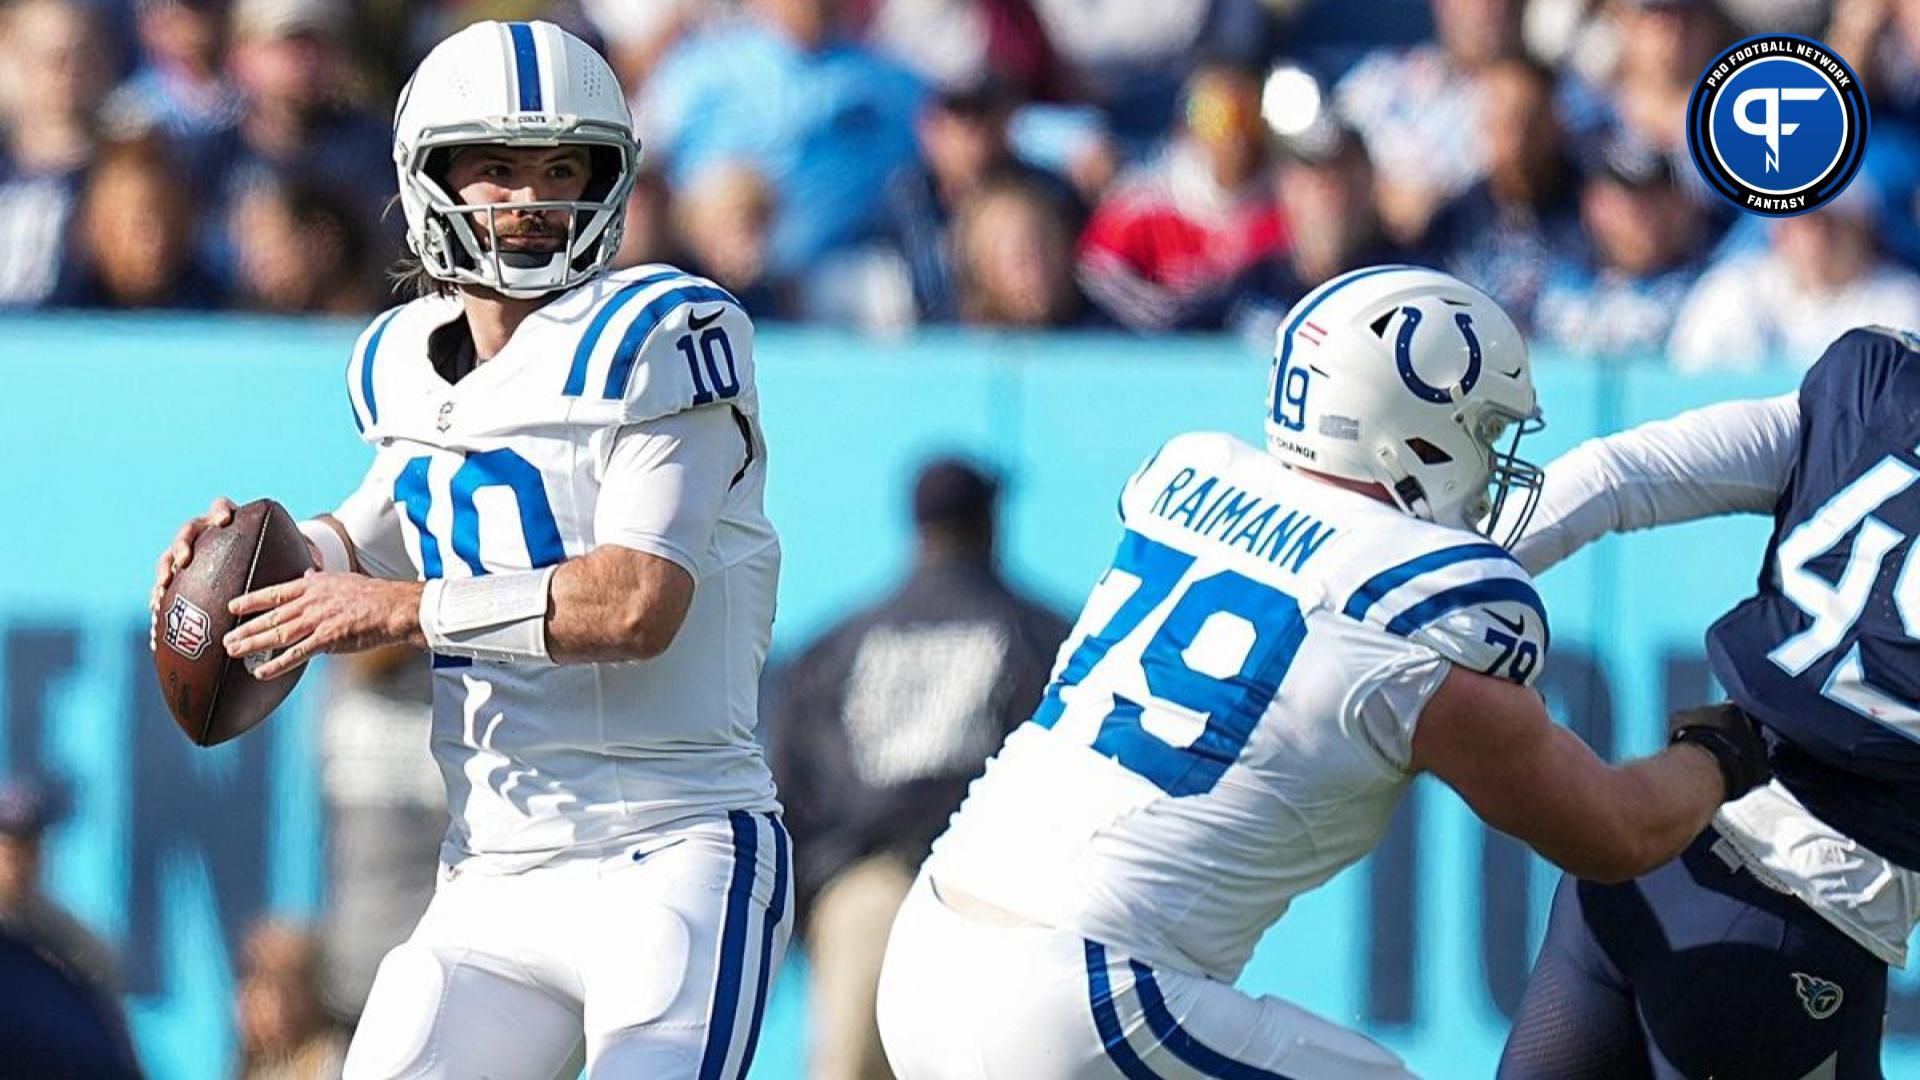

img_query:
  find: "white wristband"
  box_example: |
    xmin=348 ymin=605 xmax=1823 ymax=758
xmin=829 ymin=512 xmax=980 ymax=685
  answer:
xmin=298 ymin=519 xmax=352 ymax=574
xmin=419 ymin=567 xmax=557 ymax=664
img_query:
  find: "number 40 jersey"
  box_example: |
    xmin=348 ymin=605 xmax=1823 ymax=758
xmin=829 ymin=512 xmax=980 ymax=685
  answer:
xmin=330 ymin=264 xmax=781 ymax=874
xmin=926 ymin=431 xmax=1548 ymax=981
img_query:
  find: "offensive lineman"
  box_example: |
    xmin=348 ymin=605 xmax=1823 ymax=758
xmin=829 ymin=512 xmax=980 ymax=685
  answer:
xmin=874 ymin=265 xmax=1771 ymax=1078
xmin=149 ymin=23 xmax=787 ymax=1078
xmin=1499 ymin=327 xmax=1920 ymax=1079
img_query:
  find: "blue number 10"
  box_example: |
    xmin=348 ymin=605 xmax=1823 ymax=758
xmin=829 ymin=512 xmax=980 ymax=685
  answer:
xmin=393 ymin=448 xmax=565 ymax=579
xmin=1033 ymin=530 xmax=1308 ymax=796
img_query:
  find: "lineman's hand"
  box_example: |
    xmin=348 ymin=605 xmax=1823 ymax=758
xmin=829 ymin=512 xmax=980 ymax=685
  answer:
xmin=1668 ymin=703 xmax=1771 ymax=801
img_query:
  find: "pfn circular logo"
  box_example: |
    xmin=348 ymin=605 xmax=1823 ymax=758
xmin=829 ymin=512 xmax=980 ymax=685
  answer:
xmin=1686 ymin=34 xmax=1868 ymax=216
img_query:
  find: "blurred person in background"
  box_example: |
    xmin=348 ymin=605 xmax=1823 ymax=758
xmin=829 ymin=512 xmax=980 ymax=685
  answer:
xmin=1424 ymin=56 xmax=1587 ymax=329
xmin=1668 ymin=189 xmax=1920 ymax=372
xmin=230 ymin=177 xmax=376 ymax=314
xmin=610 ymin=166 xmax=684 ymax=273
xmin=1826 ymin=0 xmax=1920 ymax=129
xmin=1076 ymin=59 xmax=1284 ymax=331
xmin=235 ymin=920 xmax=350 ymax=1080
xmin=182 ymin=0 xmax=394 ymax=291
xmin=0 ymin=0 xmax=111 ymax=308
xmin=642 ymin=0 xmax=925 ymax=280
xmin=0 ymin=928 xmax=140 ymax=1080
xmin=1221 ymin=118 xmax=1420 ymax=345
xmin=315 ymin=646 xmax=441 ymax=1025
xmin=866 ymin=0 xmax=1064 ymax=104
xmin=0 ymin=778 xmax=120 ymax=1008
xmin=581 ymin=0 xmax=704 ymax=93
xmin=1336 ymin=0 xmax=1524 ymax=244
xmin=1023 ymin=0 xmax=1280 ymax=145
xmin=772 ymin=457 xmax=1071 ymax=1080
xmin=1560 ymin=0 xmax=1727 ymax=160
xmin=953 ymin=169 xmax=1095 ymax=328
xmin=1531 ymin=134 xmax=1706 ymax=356
xmin=673 ymin=159 xmax=790 ymax=318
xmin=103 ymin=0 xmax=244 ymax=139
xmin=75 ymin=137 xmax=223 ymax=310
xmin=884 ymin=78 xmax=1080 ymax=323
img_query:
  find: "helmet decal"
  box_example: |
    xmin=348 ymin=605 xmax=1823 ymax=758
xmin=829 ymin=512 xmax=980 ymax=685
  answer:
xmin=1394 ymin=307 xmax=1482 ymax=404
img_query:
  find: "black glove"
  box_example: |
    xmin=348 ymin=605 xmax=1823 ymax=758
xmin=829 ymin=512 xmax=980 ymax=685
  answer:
xmin=1668 ymin=702 xmax=1772 ymax=801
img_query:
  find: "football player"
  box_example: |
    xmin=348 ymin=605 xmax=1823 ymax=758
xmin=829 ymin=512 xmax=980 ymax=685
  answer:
xmin=873 ymin=265 xmax=1770 ymax=1079
xmin=1499 ymin=327 xmax=1920 ymax=1079
xmin=149 ymin=22 xmax=786 ymax=1079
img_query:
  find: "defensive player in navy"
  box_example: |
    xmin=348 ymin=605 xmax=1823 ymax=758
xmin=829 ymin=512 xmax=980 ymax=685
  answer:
xmin=874 ymin=266 xmax=1771 ymax=1079
xmin=1498 ymin=327 xmax=1920 ymax=1079
xmin=148 ymin=22 xmax=787 ymax=1079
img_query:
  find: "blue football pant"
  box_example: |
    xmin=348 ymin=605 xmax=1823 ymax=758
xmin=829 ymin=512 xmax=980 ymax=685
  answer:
xmin=1498 ymin=829 xmax=1888 ymax=1080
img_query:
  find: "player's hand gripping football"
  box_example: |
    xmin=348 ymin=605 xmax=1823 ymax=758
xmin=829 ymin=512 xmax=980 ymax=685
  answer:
xmin=1667 ymin=702 xmax=1772 ymax=801
xmin=222 ymin=570 xmax=425 ymax=680
xmin=149 ymin=496 xmax=239 ymax=649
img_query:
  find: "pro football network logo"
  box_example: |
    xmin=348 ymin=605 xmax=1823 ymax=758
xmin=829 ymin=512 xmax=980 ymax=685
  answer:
xmin=164 ymin=596 xmax=212 ymax=660
xmin=1686 ymin=34 xmax=1869 ymax=216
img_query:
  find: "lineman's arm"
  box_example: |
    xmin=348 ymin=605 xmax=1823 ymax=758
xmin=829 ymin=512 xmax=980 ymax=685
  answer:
xmin=1508 ymin=394 xmax=1800 ymax=576
xmin=1410 ymin=666 xmax=1730 ymax=884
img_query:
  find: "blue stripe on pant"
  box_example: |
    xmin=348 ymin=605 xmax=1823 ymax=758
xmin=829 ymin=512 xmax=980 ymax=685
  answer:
xmin=1085 ymin=940 xmax=1299 ymax=1080
xmin=698 ymin=811 xmax=790 ymax=1080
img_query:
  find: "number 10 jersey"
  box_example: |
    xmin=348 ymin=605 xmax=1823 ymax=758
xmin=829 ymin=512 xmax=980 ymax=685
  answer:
xmin=331 ymin=264 xmax=781 ymax=875
xmin=926 ymin=431 xmax=1549 ymax=981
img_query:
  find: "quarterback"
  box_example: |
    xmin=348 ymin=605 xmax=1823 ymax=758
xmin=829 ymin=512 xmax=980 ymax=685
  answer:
xmin=150 ymin=22 xmax=786 ymax=1079
xmin=875 ymin=266 xmax=1770 ymax=1078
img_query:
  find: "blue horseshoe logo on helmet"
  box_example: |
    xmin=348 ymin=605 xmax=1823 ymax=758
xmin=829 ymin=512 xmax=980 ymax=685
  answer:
xmin=1395 ymin=307 xmax=1482 ymax=404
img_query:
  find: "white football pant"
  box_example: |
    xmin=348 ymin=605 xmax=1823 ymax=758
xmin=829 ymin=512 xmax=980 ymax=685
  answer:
xmin=343 ymin=811 xmax=791 ymax=1079
xmin=876 ymin=872 xmax=1418 ymax=1080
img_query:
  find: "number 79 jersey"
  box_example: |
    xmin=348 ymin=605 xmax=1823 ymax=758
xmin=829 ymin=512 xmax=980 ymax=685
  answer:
xmin=925 ymin=432 xmax=1548 ymax=981
xmin=337 ymin=264 xmax=781 ymax=874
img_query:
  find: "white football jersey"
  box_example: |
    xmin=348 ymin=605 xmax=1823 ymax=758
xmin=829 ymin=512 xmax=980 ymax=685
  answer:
xmin=335 ymin=264 xmax=781 ymax=873
xmin=927 ymin=431 xmax=1548 ymax=981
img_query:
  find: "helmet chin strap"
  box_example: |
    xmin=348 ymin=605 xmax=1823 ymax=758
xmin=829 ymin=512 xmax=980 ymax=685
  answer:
xmin=1373 ymin=442 xmax=1436 ymax=521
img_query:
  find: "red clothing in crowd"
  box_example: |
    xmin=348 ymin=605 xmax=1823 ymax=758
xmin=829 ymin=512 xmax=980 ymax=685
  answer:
xmin=1077 ymin=142 xmax=1286 ymax=329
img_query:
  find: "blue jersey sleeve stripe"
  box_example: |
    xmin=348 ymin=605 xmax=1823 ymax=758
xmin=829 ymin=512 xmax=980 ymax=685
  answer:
xmin=357 ymin=308 xmax=400 ymax=428
xmin=1383 ymin=577 xmax=1550 ymax=647
xmin=1131 ymin=959 xmax=1298 ymax=1079
xmin=602 ymin=285 xmax=741 ymax=401
xmin=508 ymin=23 xmax=541 ymax=111
xmin=1342 ymin=542 xmax=1520 ymax=621
xmin=562 ymin=270 xmax=689 ymax=397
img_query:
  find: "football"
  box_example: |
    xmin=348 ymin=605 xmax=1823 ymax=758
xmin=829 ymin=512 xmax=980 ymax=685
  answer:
xmin=152 ymin=499 xmax=316 ymax=746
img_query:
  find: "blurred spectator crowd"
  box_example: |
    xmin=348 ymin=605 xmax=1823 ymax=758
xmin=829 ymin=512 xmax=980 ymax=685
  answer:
xmin=8 ymin=0 xmax=1920 ymax=360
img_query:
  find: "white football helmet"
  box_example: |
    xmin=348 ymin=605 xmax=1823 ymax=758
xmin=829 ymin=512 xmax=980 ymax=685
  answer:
xmin=393 ymin=20 xmax=637 ymax=298
xmin=1265 ymin=265 xmax=1544 ymax=543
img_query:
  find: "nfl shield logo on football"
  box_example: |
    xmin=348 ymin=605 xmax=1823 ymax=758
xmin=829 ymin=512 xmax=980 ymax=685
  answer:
xmin=165 ymin=596 xmax=212 ymax=660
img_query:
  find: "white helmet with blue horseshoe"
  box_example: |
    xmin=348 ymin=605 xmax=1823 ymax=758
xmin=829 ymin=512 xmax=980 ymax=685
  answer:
xmin=393 ymin=20 xmax=638 ymax=298
xmin=1265 ymin=264 xmax=1544 ymax=543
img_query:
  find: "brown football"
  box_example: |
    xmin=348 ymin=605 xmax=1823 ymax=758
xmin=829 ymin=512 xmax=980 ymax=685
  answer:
xmin=152 ymin=499 xmax=315 ymax=746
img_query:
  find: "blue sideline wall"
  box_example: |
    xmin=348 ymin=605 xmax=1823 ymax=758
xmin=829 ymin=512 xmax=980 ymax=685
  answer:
xmin=0 ymin=314 xmax=1914 ymax=1079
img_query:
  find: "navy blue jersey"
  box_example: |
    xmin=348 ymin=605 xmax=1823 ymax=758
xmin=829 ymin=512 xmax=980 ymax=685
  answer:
xmin=1707 ymin=327 xmax=1920 ymax=870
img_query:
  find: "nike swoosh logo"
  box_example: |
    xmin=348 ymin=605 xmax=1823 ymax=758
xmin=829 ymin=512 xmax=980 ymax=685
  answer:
xmin=1484 ymin=608 xmax=1527 ymax=636
xmin=1499 ymin=366 xmax=1523 ymax=379
xmin=688 ymin=307 xmax=724 ymax=331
